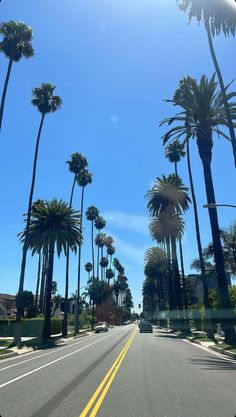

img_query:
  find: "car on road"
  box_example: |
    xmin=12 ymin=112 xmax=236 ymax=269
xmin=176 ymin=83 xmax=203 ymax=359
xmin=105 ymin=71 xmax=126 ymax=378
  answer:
xmin=94 ymin=322 xmax=109 ymax=333
xmin=139 ymin=320 xmax=153 ymax=333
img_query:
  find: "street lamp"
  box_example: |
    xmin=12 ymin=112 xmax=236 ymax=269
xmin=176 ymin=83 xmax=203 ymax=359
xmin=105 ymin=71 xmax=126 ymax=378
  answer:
xmin=203 ymin=203 xmax=236 ymax=209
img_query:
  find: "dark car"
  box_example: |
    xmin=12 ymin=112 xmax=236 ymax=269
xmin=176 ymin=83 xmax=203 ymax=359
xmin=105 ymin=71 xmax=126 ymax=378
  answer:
xmin=139 ymin=320 xmax=153 ymax=333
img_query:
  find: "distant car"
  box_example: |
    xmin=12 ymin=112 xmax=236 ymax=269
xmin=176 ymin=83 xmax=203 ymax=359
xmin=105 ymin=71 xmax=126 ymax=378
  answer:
xmin=122 ymin=321 xmax=130 ymax=325
xmin=139 ymin=320 xmax=153 ymax=333
xmin=95 ymin=322 xmax=109 ymax=333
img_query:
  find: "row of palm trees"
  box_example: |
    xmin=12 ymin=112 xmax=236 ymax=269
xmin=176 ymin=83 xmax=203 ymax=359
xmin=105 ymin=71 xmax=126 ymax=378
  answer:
xmin=0 ymin=20 xmax=133 ymax=340
xmin=143 ymin=73 xmax=236 ymax=343
xmin=141 ymin=0 xmax=236 ymax=344
xmin=18 ymin=156 xmax=134 ymax=339
xmin=83 ymin=210 xmax=133 ymax=325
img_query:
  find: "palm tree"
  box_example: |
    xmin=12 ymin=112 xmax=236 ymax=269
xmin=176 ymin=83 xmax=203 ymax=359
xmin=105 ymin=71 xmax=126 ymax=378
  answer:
xmin=144 ymin=247 xmax=167 ymax=321
xmin=161 ymin=74 xmax=236 ymax=343
xmin=177 ymin=0 xmax=236 ymax=166
xmin=165 ymin=139 xmax=185 ymax=176
xmin=147 ymin=175 xmax=191 ymax=332
xmin=20 ymin=199 xmax=82 ymax=340
xmin=63 ymin=155 xmax=89 ymax=336
xmin=163 ymin=77 xmax=215 ymax=339
xmin=107 ymin=245 xmax=115 ymax=268
xmin=51 ymin=281 xmax=58 ymax=296
xmin=95 ymin=233 xmax=107 ymax=281
xmin=35 ymin=252 xmax=41 ymax=310
xmin=85 ymin=262 xmax=93 ymax=280
xmin=165 ymin=140 xmax=188 ymax=311
xmin=95 ymin=216 xmax=106 ymax=280
xmin=74 ymin=169 xmax=92 ymax=334
xmin=86 ymin=205 xmax=99 ymax=329
xmin=0 ymin=21 xmax=34 ymax=131
xmin=14 ymin=84 xmax=62 ymax=344
xmin=31 ymin=199 xmax=45 ymax=310
xmin=39 ymin=252 xmax=48 ymax=314
xmin=105 ymin=266 xmax=114 ymax=284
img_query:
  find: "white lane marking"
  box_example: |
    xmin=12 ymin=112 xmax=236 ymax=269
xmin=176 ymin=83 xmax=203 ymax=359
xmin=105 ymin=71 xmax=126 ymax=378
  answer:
xmin=0 ymin=327 xmax=124 ymax=373
xmin=0 ymin=327 xmax=129 ymax=389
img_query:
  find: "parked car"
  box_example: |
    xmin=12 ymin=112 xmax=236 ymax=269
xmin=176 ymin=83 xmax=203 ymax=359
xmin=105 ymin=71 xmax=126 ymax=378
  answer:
xmin=94 ymin=322 xmax=109 ymax=333
xmin=139 ymin=320 xmax=153 ymax=333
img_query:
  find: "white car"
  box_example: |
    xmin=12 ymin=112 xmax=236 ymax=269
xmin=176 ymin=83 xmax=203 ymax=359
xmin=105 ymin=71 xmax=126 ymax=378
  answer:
xmin=95 ymin=322 xmax=109 ymax=333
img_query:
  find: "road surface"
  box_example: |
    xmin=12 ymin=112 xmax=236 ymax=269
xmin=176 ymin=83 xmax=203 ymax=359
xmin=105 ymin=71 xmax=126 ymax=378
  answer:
xmin=0 ymin=325 xmax=236 ymax=417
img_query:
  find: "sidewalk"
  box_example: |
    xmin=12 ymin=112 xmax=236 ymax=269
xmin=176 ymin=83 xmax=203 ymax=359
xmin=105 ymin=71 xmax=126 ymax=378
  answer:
xmin=159 ymin=327 xmax=236 ymax=360
xmin=0 ymin=328 xmax=93 ymax=359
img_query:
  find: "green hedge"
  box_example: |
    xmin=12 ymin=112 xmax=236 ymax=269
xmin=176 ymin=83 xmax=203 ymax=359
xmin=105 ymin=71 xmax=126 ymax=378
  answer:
xmin=0 ymin=318 xmax=62 ymax=337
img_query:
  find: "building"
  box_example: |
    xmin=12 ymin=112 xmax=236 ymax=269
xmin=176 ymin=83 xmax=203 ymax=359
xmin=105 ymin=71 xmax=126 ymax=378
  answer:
xmin=0 ymin=293 xmax=16 ymax=318
xmin=186 ymin=272 xmax=232 ymax=304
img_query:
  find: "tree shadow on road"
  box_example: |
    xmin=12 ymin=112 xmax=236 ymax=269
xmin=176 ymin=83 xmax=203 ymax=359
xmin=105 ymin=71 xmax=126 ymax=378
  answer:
xmin=188 ymin=356 xmax=236 ymax=371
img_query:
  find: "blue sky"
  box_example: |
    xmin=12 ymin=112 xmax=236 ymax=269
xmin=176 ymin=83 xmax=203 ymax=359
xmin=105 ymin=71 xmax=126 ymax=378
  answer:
xmin=0 ymin=0 xmax=236 ymax=311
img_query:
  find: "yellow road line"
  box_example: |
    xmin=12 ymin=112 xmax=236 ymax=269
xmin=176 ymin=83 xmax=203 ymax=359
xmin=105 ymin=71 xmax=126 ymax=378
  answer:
xmin=79 ymin=329 xmax=137 ymax=417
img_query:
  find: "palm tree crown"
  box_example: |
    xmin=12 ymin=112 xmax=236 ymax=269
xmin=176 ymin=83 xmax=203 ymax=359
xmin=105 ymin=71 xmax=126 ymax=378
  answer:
xmin=165 ymin=139 xmax=185 ymax=164
xmin=67 ymin=153 xmax=88 ymax=175
xmin=94 ymin=216 xmax=106 ymax=231
xmin=177 ymin=0 xmax=236 ymax=37
xmin=85 ymin=262 xmax=93 ymax=273
xmin=161 ymin=75 xmax=236 ymax=156
xmin=20 ymin=199 xmax=82 ymax=256
xmin=31 ymin=83 xmax=62 ymax=115
xmin=146 ymin=174 xmax=190 ymax=217
xmin=0 ymin=21 xmax=34 ymax=61
xmin=76 ymin=169 xmax=92 ymax=188
xmin=86 ymin=206 xmax=99 ymax=222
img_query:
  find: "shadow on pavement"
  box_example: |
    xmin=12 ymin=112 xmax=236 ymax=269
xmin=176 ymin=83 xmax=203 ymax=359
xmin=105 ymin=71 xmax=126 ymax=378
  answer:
xmin=154 ymin=334 xmax=179 ymax=339
xmin=188 ymin=356 xmax=236 ymax=370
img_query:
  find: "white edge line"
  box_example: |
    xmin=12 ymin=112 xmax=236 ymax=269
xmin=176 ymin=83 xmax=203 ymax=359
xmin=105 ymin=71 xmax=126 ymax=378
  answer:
xmin=0 ymin=328 xmax=126 ymax=388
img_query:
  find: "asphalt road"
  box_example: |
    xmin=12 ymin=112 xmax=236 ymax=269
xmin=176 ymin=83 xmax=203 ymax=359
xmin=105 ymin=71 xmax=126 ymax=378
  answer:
xmin=0 ymin=325 xmax=236 ymax=417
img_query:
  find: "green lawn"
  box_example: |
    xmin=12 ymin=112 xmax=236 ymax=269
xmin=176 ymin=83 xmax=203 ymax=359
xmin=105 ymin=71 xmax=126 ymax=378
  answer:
xmin=0 ymin=339 xmax=11 ymax=347
xmin=0 ymin=349 xmax=13 ymax=355
xmin=217 ymin=343 xmax=236 ymax=353
xmin=188 ymin=332 xmax=213 ymax=343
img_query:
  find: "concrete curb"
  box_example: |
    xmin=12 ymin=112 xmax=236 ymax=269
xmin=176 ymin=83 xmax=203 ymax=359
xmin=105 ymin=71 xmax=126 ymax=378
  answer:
xmin=159 ymin=328 xmax=236 ymax=360
xmin=209 ymin=345 xmax=236 ymax=360
xmin=0 ymin=351 xmax=17 ymax=360
xmin=185 ymin=337 xmax=236 ymax=360
xmin=73 ymin=332 xmax=90 ymax=339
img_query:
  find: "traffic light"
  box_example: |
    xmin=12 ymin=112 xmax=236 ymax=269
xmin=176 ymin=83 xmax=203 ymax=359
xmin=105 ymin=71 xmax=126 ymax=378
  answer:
xmin=138 ymin=304 xmax=141 ymax=309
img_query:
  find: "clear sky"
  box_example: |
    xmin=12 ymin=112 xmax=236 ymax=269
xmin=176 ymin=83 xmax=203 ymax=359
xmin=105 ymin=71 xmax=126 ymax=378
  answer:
xmin=0 ymin=0 xmax=236 ymax=311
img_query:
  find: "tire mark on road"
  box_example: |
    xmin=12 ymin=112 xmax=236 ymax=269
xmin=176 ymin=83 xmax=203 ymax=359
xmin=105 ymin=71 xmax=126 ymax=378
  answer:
xmin=30 ymin=328 xmax=133 ymax=417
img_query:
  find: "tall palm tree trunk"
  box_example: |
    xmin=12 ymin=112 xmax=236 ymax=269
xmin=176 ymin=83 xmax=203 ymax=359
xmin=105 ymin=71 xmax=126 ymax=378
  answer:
xmin=199 ymin=145 xmax=235 ymax=343
xmin=75 ymin=186 xmax=85 ymax=333
xmin=0 ymin=58 xmax=13 ymax=131
xmin=174 ymin=161 xmax=189 ymax=320
xmin=171 ymin=237 xmax=183 ymax=310
xmin=186 ymin=138 xmax=214 ymax=339
xmin=166 ymin=237 xmax=174 ymax=312
xmin=42 ymin=241 xmax=55 ymax=340
xmin=14 ymin=113 xmax=45 ymax=344
xmin=35 ymin=252 xmax=41 ymax=309
xmin=97 ymin=245 xmax=100 ymax=281
xmin=205 ymin=20 xmax=236 ymax=167
xmin=39 ymin=253 xmax=47 ymax=313
xmin=62 ymin=176 xmax=76 ymax=337
xmin=178 ymin=237 xmax=191 ymax=335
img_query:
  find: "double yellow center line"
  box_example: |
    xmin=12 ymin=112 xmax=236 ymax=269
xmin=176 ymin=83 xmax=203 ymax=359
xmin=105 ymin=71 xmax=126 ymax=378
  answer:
xmin=79 ymin=328 xmax=137 ymax=417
